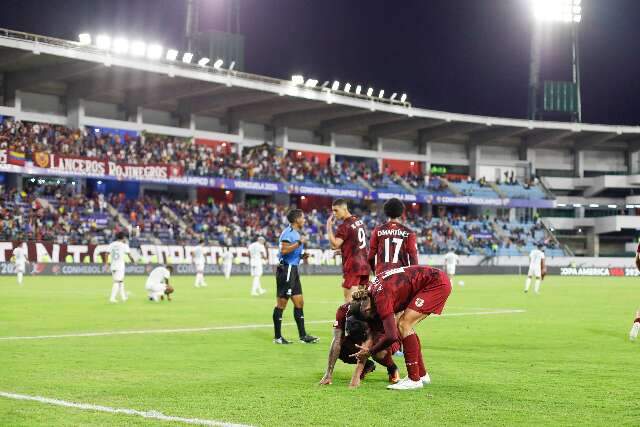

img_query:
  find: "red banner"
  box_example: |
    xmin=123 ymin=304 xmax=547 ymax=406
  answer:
xmin=32 ymin=153 xmax=183 ymax=180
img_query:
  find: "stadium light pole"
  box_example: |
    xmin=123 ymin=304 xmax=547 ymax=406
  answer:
xmin=529 ymin=0 xmax=582 ymax=122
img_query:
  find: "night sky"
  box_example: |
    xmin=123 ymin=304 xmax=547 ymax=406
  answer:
xmin=1 ymin=0 xmax=639 ymax=125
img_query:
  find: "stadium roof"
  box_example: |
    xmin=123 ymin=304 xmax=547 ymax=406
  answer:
xmin=0 ymin=28 xmax=639 ymax=151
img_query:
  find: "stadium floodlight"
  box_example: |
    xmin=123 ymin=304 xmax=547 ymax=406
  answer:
xmin=607 ymin=204 xmax=617 ymax=209
xmin=166 ymin=49 xmax=179 ymax=61
xmin=366 ymin=87 xmax=374 ymax=97
xmin=182 ymin=52 xmax=194 ymax=63
xmin=400 ymin=93 xmax=407 ymax=103
xmin=557 ymin=203 xmax=567 ymax=207
xmin=112 ymin=37 xmax=129 ymax=54
xmin=229 ymin=61 xmax=236 ymax=71
xmin=589 ymin=204 xmax=599 ymax=208
xmin=198 ymin=57 xmax=210 ymax=67
xmin=331 ymin=81 xmax=340 ymax=91
xmin=344 ymin=83 xmax=351 ymax=93
xmin=390 ymin=93 xmax=397 ymax=101
xmin=321 ymin=81 xmax=330 ymax=89
xmin=213 ymin=59 xmax=224 ymax=69
xmin=78 ymin=33 xmax=92 ymax=46
xmin=355 ymin=85 xmax=362 ymax=95
xmin=95 ymin=34 xmax=111 ymax=50
xmin=532 ymin=0 xmax=581 ymax=24
xmin=130 ymin=41 xmax=146 ymax=56
xmin=378 ymin=89 xmax=385 ymax=98
xmin=305 ymin=79 xmax=318 ymax=88
xmin=626 ymin=204 xmax=635 ymax=209
xmin=291 ymin=75 xmax=304 ymax=85
xmin=146 ymin=44 xmax=163 ymax=60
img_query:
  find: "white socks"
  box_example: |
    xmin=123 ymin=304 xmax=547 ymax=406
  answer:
xmin=524 ymin=277 xmax=532 ymax=292
xmin=195 ymin=273 xmax=205 ymax=287
xmin=17 ymin=272 xmax=23 ymax=285
xmin=110 ymin=282 xmax=119 ymax=302
xmin=119 ymin=283 xmax=127 ymax=301
xmin=251 ymin=277 xmax=263 ymax=295
xmin=534 ymin=279 xmax=541 ymax=293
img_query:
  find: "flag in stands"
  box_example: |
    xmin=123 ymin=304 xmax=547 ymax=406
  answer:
xmin=7 ymin=151 xmax=25 ymax=166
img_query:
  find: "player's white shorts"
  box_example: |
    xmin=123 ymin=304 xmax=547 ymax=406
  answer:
xmin=527 ymin=265 xmax=542 ymax=278
xmin=145 ymin=282 xmax=165 ymax=294
xmin=250 ymin=263 xmax=263 ymax=277
xmin=111 ymin=268 xmax=125 ymax=282
xmin=195 ymin=262 xmax=205 ymax=273
xmin=445 ymin=265 xmax=456 ymax=276
xmin=15 ymin=263 xmax=26 ymax=274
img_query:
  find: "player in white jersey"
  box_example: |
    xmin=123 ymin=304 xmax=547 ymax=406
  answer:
xmin=524 ymin=246 xmax=546 ymax=294
xmin=222 ymin=248 xmax=234 ymax=280
xmin=11 ymin=243 xmax=27 ymax=285
xmin=145 ymin=265 xmax=174 ymax=302
xmin=443 ymin=250 xmax=462 ymax=286
xmin=108 ymin=232 xmax=131 ymax=303
xmin=248 ymin=237 xmax=268 ymax=296
xmin=193 ymin=239 xmax=207 ymax=288
xmin=629 ymin=242 xmax=640 ymax=340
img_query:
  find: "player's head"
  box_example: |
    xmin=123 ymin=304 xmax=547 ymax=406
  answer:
xmin=116 ymin=231 xmax=126 ymax=241
xmin=286 ymin=209 xmax=305 ymax=228
xmin=199 ymin=238 xmax=205 ymax=245
xmin=349 ymin=289 xmax=374 ymax=320
xmin=345 ymin=315 xmax=370 ymax=344
xmin=166 ymin=265 xmax=174 ymax=273
xmin=538 ymin=245 xmax=544 ymax=251
xmin=257 ymin=236 xmax=266 ymax=244
xmin=331 ymin=199 xmax=350 ymax=220
xmin=383 ymin=198 xmax=405 ymax=220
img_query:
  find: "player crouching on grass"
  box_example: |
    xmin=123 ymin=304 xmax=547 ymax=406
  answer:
xmin=349 ymin=265 xmax=452 ymax=390
xmin=319 ymin=303 xmax=401 ymax=388
xmin=145 ymin=265 xmax=174 ymax=302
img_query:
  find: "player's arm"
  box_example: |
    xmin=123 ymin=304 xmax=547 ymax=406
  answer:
xmin=367 ymin=230 xmax=378 ymax=272
xmin=319 ymin=328 xmax=343 ymax=385
xmin=348 ymin=336 xmax=373 ymax=389
xmin=635 ymin=252 xmax=640 ymax=271
xmin=280 ymin=241 xmax=301 ymax=255
xmin=541 ymin=257 xmax=546 ymax=279
xmin=352 ymin=315 xmax=398 ymax=361
xmin=326 ymin=215 xmax=344 ymax=250
xmin=407 ymin=232 xmax=418 ymax=266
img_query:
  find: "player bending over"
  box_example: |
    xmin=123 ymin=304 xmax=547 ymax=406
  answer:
xmin=368 ymin=198 xmax=418 ymax=275
xmin=108 ymin=232 xmax=131 ymax=303
xmin=248 ymin=236 xmax=268 ymax=296
xmin=11 ymin=243 xmax=28 ymax=286
xmin=319 ymin=303 xmax=400 ymax=388
xmin=350 ymin=265 xmax=452 ymax=390
xmin=146 ymin=265 xmax=174 ymax=302
xmin=193 ymin=239 xmax=207 ymax=288
xmin=629 ymin=243 xmax=640 ymax=340
xmin=327 ymin=199 xmax=370 ymax=302
xmin=525 ymin=245 xmax=546 ymax=294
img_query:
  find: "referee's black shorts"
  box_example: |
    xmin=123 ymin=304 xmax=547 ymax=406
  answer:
xmin=276 ymin=264 xmax=303 ymax=298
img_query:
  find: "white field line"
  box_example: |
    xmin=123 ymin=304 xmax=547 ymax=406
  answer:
xmin=0 ymin=391 xmax=253 ymax=427
xmin=0 ymin=309 xmax=525 ymax=342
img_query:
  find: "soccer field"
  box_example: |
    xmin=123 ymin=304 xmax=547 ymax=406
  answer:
xmin=1 ymin=274 xmax=639 ymax=426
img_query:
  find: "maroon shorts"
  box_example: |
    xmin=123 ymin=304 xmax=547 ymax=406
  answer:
xmin=407 ymin=271 xmax=452 ymax=315
xmin=342 ymin=274 xmax=369 ymax=289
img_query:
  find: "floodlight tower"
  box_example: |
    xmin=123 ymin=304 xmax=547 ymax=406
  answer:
xmin=529 ymin=0 xmax=582 ymax=122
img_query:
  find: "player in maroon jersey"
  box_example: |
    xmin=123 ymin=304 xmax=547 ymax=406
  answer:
xmin=368 ymin=198 xmax=418 ymax=275
xmin=319 ymin=303 xmax=400 ymax=388
xmin=327 ymin=199 xmax=370 ymax=302
xmin=349 ymin=265 xmax=452 ymax=390
xmin=629 ymin=242 xmax=640 ymax=340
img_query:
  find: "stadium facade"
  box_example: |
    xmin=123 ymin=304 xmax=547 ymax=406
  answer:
xmin=1 ymin=28 xmax=639 ymax=268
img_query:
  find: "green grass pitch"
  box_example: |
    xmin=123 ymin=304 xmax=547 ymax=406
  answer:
xmin=1 ymin=273 xmax=639 ymax=426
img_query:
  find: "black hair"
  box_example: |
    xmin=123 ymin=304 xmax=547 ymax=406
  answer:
xmin=286 ymin=209 xmax=304 ymax=224
xmin=116 ymin=231 xmax=126 ymax=240
xmin=345 ymin=316 xmax=369 ymax=344
xmin=199 ymin=238 xmax=205 ymax=244
xmin=383 ymin=198 xmax=405 ymax=219
xmin=332 ymin=198 xmax=348 ymax=208
xmin=166 ymin=265 xmax=174 ymax=272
